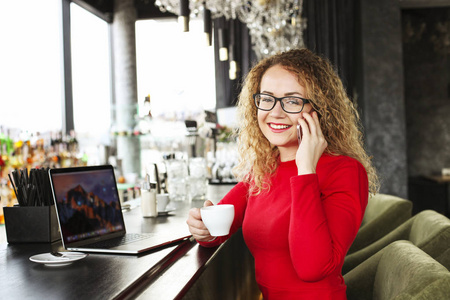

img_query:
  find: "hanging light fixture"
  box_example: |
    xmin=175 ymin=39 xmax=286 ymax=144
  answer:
xmin=228 ymin=19 xmax=238 ymax=80
xmin=155 ymin=0 xmax=307 ymax=60
xmin=229 ymin=45 xmax=238 ymax=80
xmin=179 ymin=0 xmax=190 ymax=32
xmin=218 ymin=28 xmax=228 ymax=61
xmin=203 ymin=6 xmax=212 ymax=46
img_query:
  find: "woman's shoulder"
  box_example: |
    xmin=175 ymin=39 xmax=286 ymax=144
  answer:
xmin=318 ymin=153 xmax=365 ymax=172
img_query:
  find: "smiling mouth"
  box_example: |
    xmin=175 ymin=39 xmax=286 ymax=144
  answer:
xmin=269 ymin=123 xmax=291 ymax=130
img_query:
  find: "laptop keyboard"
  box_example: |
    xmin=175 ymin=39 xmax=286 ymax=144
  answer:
xmin=88 ymin=233 xmax=153 ymax=249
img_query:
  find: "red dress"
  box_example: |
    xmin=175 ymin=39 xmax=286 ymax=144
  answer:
xmin=199 ymin=154 xmax=369 ymax=299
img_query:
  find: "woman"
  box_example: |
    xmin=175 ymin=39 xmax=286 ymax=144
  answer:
xmin=187 ymin=48 xmax=379 ymax=299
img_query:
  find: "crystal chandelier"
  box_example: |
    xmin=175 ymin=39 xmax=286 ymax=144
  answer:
xmin=154 ymin=0 xmax=307 ymax=60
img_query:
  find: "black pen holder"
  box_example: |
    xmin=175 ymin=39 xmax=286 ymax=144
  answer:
xmin=3 ymin=205 xmax=61 ymax=243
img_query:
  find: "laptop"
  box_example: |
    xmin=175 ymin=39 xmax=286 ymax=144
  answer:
xmin=49 ymin=165 xmax=190 ymax=254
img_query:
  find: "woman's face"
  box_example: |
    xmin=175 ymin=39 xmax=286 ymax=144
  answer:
xmin=257 ymin=65 xmax=313 ymax=156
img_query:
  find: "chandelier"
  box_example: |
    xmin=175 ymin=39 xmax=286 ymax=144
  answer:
xmin=154 ymin=0 xmax=307 ymax=61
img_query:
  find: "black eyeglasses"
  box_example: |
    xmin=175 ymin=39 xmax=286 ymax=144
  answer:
xmin=253 ymin=93 xmax=311 ymax=114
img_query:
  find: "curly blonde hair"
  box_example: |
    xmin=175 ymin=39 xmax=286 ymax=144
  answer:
xmin=233 ymin=48 xmax=379 ymax=195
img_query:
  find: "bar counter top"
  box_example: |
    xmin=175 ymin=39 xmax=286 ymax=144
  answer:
xmin=0 ymin=184 xmax=260 ymax=299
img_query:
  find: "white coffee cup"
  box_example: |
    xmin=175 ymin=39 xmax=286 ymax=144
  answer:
xmin=200 ymin=204 xmax=234 ymax=236
xmin=156 ymin=193 xmax=170 ymax=212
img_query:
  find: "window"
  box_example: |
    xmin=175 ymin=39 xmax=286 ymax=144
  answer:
xmin=0 ymin=3 xmax=215 ymax=164
xmin=70 ymin=3 xmax=111 ymax=161
xmin=0 ymin=0 xmax=62 ymax=133
xmin=135 ymin=18 xmax=216 ymax=119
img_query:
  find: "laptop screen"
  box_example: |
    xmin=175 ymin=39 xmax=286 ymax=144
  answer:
xmin=50 ymin=166 xmax=126 ymax=245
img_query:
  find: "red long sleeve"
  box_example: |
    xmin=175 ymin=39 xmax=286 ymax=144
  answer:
xmin=199 ymin=154 xmax=368 ymax=299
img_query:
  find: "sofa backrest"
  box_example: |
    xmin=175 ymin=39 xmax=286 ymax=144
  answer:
xmin=349 ymin=193 xmax=412 ymax=254
xmin=361 ymin=194 xmax=411 ymax=226
xmin=436 ymin=248 xmax=450 ymax=271
xmin=410 ymin=210 xmax=450 ymax=258
xmin=344 ymin=210 xmax=450 ymax=275
xmin=374 ymin=241 xmax=450 ymax=300
xmin=345 ymin=241 xmax=450 ymax=300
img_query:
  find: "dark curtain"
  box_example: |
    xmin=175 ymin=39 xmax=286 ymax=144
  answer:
xmin=214 ymin=0 xmax=356 ymax=108
xmin=213 ymin=17 xmax=257 ymax=109
xmin=303 ymin=0 xmax=356 ymax=97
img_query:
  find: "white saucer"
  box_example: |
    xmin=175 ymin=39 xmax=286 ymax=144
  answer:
xmin=158 ymin=209 xmax=175 ymax=216
xmin=30 ymin=252 xmax=88 ymax=267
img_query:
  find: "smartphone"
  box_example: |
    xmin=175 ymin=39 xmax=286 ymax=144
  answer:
xmin=297 ymin=124 xmax=302 ymax=145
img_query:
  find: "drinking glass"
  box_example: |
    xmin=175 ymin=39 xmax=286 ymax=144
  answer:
xmin=165 ymin=159 xmax=188 ymax=202
xmin=188 ymin=157 xmax=208 ymax=201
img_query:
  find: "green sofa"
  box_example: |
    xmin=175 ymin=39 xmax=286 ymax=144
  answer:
xmin=348 ymin=193 xmax=413 ymax=254
xmin=345 ymin=240 xmax=450 ymax=300
xmin=343 ymin=210 xmax=450 ymax=274
xmin=436 ymin=248 xmax=450 ymax=270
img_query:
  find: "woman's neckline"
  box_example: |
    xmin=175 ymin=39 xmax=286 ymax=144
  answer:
xmin=278 ymin=159 xmax=296 ymax=168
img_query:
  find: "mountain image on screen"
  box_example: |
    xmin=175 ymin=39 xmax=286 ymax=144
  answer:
xmin=56 ymin=184 xmax=122 ymax=236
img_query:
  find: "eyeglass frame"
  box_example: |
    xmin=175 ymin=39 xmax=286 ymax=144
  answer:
xmin=253 ymin=93 xmax=311 ymax=114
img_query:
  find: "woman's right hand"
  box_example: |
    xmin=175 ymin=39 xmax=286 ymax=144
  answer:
xmin=186 ymin=200 xmax=215 ymax=242
xmin=296 ymin=111 xmax=328 ymax=175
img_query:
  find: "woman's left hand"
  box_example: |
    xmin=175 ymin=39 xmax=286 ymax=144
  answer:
xmin=296 ymin=111 xmax=328 ymax=175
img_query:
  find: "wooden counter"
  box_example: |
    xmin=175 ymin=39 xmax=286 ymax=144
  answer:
xmin=0 ymin=185 xmax=260 ymax=299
